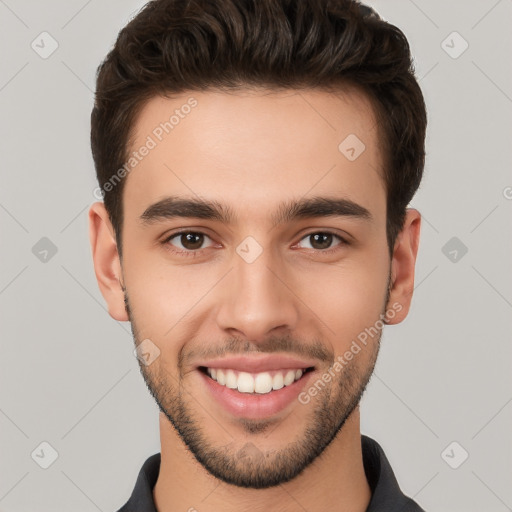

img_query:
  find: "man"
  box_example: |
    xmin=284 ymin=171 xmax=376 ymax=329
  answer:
xmin=88 ymin=0 xmax=426 ymax=510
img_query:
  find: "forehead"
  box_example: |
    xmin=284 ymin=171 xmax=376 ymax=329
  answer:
xmin=123 ymin=87 xmax=385 ymax=226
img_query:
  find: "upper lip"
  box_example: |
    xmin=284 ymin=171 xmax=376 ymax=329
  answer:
xmin=196 ymin=354 xmax=317 ymax=373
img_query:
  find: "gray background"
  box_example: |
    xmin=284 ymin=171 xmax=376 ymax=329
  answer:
xmin=0 ymin=0 xmax=511 ymax=510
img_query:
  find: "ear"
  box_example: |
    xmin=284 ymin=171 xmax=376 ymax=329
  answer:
xmin=385 ymin=208 xmax=421 ymax=324
xmin=88 ymin=202 xmax=129 ymax=322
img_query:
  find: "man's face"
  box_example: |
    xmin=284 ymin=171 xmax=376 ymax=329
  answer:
xmin=105 ymin=88 xmax=397 ymax=487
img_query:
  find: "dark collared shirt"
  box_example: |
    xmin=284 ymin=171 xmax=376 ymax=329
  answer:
xmin=117 ymin=434 xmax=425 ymax=511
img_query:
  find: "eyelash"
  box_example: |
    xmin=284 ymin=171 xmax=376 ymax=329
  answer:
xmin=161 ymin=230 xmax=350 ymax=258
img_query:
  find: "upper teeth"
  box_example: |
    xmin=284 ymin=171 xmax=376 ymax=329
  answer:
xmin=206 ymin=368 xmax=305 ymax=394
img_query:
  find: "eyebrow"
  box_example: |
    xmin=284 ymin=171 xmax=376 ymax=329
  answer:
xmin=139 ymin=195 xmax=373 ymax=228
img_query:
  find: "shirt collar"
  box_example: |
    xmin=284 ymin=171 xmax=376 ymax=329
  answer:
xmin=117 ymin=435 xmax=425 ymax=511
xmin=361 ymin=435 xmax=425 ymax=511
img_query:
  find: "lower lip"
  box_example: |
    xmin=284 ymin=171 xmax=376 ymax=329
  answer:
xmin=198 ymin=368 xmax=315 ymax=420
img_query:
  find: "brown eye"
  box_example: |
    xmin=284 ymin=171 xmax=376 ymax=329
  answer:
xmin=296 ymin=231 xmax=348 ymax=252
xmin=309 ymin=233 xmax=333 ymax=250
xmin=163 ymin=231 xmax=214 ymax=254
xmin=178 ymin=232 xmax=205 ymax=250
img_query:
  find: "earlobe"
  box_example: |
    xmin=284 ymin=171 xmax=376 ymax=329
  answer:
xmin=385 ymin=208 xmax=422 ymax=325
xmin=88 ymin=202 xmax=129 ymax=322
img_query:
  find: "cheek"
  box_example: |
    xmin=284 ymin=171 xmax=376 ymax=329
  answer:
xmin=300 ymin=253 xmax=389 ymax=350
xmin=123 ymin=248 xmax=219 ymax=339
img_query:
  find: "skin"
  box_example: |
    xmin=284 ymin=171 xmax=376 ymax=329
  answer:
xmin=89 ymin=87 xmax=421 ymax=512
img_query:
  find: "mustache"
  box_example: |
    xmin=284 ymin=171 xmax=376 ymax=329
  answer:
xmin=180 ymin=335 xmax=333 ymax=368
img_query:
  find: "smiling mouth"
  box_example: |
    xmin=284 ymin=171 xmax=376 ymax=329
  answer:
xmin=198 ymin=366 xmax=315 ymax=395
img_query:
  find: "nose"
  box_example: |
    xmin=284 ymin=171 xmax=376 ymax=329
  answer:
xmin=215 ymin=246 xmax=300 ymax=343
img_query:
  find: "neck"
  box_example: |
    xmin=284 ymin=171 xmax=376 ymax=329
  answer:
xmin=153 ymin=408 xmax=371 ymax=512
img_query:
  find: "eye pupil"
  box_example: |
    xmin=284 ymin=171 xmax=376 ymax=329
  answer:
xmin=310 ymin=233 xmax=332 ymax=250
xmin=182 ymin=233 xmax=204 ymax=250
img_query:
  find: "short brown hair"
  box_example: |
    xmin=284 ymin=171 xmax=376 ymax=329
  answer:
xmin=91 ymin=0 xmax=427 ymax=259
